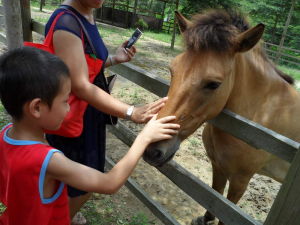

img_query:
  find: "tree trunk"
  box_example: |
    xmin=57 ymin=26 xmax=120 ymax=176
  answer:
xmin=275 ymin=0 xmax=295 ymax=64
xmin=112 ymin=0 xmax=115 ymax=25
xmin=160 ymin=1 xmax=166 ymax=32
xmin=40 ymin=0 xmax=45 ymax=12
xmin=3 ymin=0 xmax=23 ymax=50
xmin=20 ymin=0 xmax=32 ymax=42
xmin=125 ymin=0 xmax=130 ymax=28
xmin=149 ymin=0 xmax=153 ymax=10
xmin=131 ymin=0 xmax=138 ymax=28
xmin=171 ymin=0 xmax=179 ymax=49
xmin=270 ymin=12 xmax=279 ymax=41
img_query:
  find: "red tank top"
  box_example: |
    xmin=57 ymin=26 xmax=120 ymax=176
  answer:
xmin=0 ymin=124 xmax=70 ymax=225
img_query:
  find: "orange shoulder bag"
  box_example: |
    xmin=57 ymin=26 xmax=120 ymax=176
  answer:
xmin=24 ymin=11 xmax=103 ymax=137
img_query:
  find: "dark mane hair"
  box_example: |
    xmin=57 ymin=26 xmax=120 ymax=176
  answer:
xmin=183 ymin=9 xmax=294 ymax=85
xmin=184 ymin=9 xmax=249 ymax=52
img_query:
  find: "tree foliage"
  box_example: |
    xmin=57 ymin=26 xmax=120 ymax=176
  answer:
xmin=176 ymin=0 xmax=299 ymax=51
xmin=33 ymin=0 xmax=299 ymax=53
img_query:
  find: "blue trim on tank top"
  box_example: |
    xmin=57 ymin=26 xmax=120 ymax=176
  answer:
xmin=39 ymin=149 xmax=65 ymax=204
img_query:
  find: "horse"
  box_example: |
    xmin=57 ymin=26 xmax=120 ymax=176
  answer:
xmin=143 ymin=9 xmax=300 ymax=225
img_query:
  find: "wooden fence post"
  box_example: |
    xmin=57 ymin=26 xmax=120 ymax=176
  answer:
xmin=264 ymin=146 xmax=300 ymax=225
xmin=20 ymin=0 xmax=32 ymax=42
xmin=3 ymin=0 xmax=23 ymax=49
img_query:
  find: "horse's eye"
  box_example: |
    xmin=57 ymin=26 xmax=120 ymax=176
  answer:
xmin=204 ymin=81 xmax=221 ymax=90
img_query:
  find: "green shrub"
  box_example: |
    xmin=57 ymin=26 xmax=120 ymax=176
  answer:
xmin=135 ymin=18 xmax=148 ymax=31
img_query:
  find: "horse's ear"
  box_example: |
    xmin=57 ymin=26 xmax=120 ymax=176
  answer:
xmin=235 ymin=23 xmax=265 ymax=52
xmin=175 ymin=11 xmax=192 ymax=33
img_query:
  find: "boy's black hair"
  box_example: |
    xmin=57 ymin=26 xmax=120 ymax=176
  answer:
xmin=0 ymin=46 xmax=69 ymax=120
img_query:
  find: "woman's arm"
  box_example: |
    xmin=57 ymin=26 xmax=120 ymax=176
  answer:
xmin=53 ymin=30 xmax=167 ymax=122
xmin=53 ymin=30 xmax=130 ymax=118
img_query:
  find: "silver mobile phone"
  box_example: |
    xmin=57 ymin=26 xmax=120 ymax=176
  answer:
xmin=125 ymin=28 xmax=143 ymax=49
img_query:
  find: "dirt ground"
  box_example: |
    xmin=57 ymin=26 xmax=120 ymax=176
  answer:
xmin=0 ymin=10 xmax=282 ymax=224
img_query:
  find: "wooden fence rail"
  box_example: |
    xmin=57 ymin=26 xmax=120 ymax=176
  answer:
xmin=264 ymin=42 xmax=300 ymax=69
xmin=1 ymin=16 xmax=300 ymax=225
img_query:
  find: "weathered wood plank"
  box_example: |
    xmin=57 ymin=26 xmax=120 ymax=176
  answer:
xmin=264 ymin=147 xmax=300 ymax=225
xmin=107 ymin=122 xmax=136 ymax=145
xmin=32 ymin=20 xmax=45 ymax=35
xmin=108 ymin=122 xmax=261 ymax=225
xmin=158 ymin=161 xmax=262 ymax=225
xmin=109 ymin=63 xmax=170 ymax=97
xmin=209 ymin=109 xmax=299 ymax=163
xmin=105 ymin=157 xmax=181 ymax=225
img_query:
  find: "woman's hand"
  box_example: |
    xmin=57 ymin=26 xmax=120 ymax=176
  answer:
xmin=131 ymin=97 xmax=168 ymax=124
xmin=113 ymin=41 xmax=137 ymax=64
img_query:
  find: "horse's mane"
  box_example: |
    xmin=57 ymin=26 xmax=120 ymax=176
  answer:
xmin=184 ymin=9 xmax=248 ymax=52
xmin=184 ymin=9 xmax=294 ymax=85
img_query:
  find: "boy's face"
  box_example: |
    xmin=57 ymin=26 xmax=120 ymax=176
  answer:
xmin=40 ymin=77 xmax=71 ymax=131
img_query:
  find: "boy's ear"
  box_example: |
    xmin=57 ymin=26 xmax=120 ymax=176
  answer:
xmin=28 ymin=98 xmax=42 ymax=118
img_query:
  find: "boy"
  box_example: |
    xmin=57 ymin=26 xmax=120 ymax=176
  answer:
xmin=0 ymin=47 xmax=179 ymax=225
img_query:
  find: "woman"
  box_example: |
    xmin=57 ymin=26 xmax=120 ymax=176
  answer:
xmin=45 ymin=0 xmax=167 ymax=224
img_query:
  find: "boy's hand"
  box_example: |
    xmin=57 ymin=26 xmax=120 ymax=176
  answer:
xmin=138 ymin=115 xmax=180 ymax=145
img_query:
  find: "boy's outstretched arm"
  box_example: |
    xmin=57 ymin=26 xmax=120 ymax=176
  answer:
xmin=47 ymin=115 xmax=180 ymax=194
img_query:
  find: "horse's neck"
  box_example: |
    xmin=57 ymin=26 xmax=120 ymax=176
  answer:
xmin=227 ymin=49 xmax=300 ymax=141
xmin=229 ymin=50 xmax=280 ymax=103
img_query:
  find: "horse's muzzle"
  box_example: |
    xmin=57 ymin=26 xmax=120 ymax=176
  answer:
xmin=143 ymin=136 xmax=180 ymax=167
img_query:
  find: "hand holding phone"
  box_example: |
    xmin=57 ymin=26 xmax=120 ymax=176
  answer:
xmin=125 ymin=28 xmax=143 ymax=49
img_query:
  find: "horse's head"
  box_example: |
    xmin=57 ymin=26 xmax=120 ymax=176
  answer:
xmin=143 ymin=10 xmax=265 ymax=166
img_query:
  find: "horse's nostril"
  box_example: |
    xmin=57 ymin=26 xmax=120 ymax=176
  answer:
xmin=153 ymin=149 xmax=162 ymax=159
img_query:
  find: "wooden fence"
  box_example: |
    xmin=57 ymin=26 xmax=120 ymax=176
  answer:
xmin=0 ymin=7 xmax=300 ymax=224
xmin=264 ymin=42 xmax=300 ymax=70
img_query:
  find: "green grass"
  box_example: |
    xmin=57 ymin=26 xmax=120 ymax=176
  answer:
xmin=0 ymin=104 xmax=10 ymax=128
xmin=81 ymin=195 xmax=155 ymax=225
xmin=0 ymin=203 xmax=5 ymax=214
xmin=279 ymin=65 xmax=300 ymax=81
xmin=32 ymin=15 xmax=51 ymax=24
xmin=142 ymin=30 xmax=182 ymax=46
xmin=30 ymin=1 xmax=58 ymax=11
xmin=0 ymin=105 xmax=8 ymax=215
